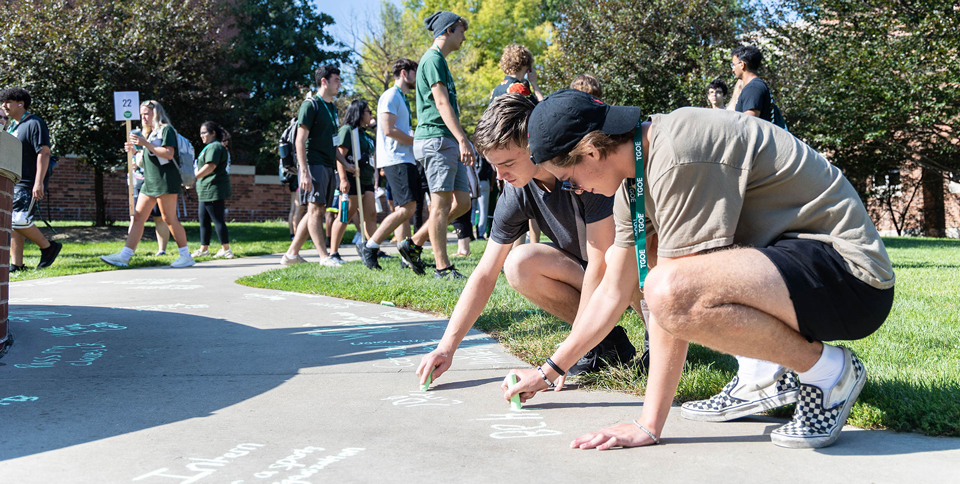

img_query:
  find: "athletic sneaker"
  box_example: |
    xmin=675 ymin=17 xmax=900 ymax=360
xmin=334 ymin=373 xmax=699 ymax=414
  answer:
xmin=191 ymin=248 xmax=210 ymax=258
xmin=10 ymin=264 xmax=27 ymax=273
xmin=771 ymin=347 xmax=865 ymax=449
xmin=434 ymin=265 xmax=466 ymax=280
xmin=319 ymin=256 xmax=342 ymax=267
xmin=377 ymin=250 xmax=395 ymax=259
xmin=328 ymin=252 xmax=346 ymax=265
xmin=155 ymin=250 xmax=166 ymax=256
xmin=214 ymin=248 xmax=234 ymax=259
xmin=100 ymin=252 xmax=130 ymax=268
xmin=399 ymin=259 xmax=410 ymax=270
xmin=681 ymin=367 xmax=800 ymax=422
xmin=397 ymin=238 xmax=426 ymax=275
xmin=568 ymin=325 xmax=637 ymax=376
xmin=37 ymin=241 xmax=62 ymax=268
xmin=357 ymin=244 xmax=382 ymax=270
xmin=280 ymin=254 xmax=307 ymax=267
xmin=169 ymin=254 xmax=196 ymax=268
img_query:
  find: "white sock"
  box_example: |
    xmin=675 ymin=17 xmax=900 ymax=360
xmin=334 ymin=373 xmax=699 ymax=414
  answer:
xmin=798 ymin=344 xmax=844 ymax=391
xmin=120 ymin=247 xmax=135 ymax=260
xmin=735 ymin=356 xmax=783 ymax=384
xmin=178 ymin=246 xmax=190 ymax=257
xmin=366 ymin=240 xmax=380 ymax=249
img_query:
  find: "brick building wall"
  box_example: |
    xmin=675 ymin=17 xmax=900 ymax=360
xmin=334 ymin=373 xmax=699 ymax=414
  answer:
xmin=1 ymin=131 xmax=21 ymax=355
xmin=45 ymin=157 xmax=292 ymax=223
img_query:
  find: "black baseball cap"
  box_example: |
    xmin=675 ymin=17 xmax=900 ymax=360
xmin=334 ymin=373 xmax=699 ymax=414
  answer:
xmin=527 ymin=89 xmax=642 ymax=164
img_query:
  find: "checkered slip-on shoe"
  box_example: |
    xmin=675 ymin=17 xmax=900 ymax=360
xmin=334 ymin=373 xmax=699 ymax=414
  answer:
xmin=681 ymin=367 xmax=800 ymax=422
xmin=771 ymin=347 xmax=866 ymax=449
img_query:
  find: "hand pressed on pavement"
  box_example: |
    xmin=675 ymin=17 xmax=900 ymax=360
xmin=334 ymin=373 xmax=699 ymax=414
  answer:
xmin=570 ymin=422 xmax=657 ymax=451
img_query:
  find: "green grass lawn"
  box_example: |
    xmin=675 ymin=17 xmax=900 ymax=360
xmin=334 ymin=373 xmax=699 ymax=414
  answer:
xmin=237 ymin=236 xmax=960 ymax=438
xmin=11 ymin=220 xmax=354 ymax=281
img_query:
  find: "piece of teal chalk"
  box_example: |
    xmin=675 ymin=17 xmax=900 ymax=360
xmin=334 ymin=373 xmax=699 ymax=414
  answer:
xmin=508 ymin=373 xmax=522 ymax=410
xmin=420 ymin=370 xmax=432 ymax=391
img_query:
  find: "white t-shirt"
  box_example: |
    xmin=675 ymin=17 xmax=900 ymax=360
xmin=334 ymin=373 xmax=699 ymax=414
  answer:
xmin=376 ymin=85 xmax=415 ymax=167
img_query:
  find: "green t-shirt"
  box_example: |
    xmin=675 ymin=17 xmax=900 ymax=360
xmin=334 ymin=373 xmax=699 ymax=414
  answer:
xmin=414 ymin=47 xmax=459 ymax=140
xmin=140 ymin=125 xmax=182 ymax=197
xmin=298 ymin=97 xmax=339 ymax=168
xmin=195 ymin=141 xmax=231 ymax=202
xmin=337 ymin=125 xmax=375 ymax=186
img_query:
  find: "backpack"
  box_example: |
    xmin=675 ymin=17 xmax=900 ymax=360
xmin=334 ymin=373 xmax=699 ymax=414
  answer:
xmin=278 ymin=98 xmax=321 ymax=178
xmin=278 ymin=117 xmax=299 ymax=177
xmin=175 ymin=133 xmax=196 ymax=186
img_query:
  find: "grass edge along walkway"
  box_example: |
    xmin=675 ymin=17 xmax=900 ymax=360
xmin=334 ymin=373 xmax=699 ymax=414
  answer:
xmin=237 ymin=236 xmax=960 ymax=438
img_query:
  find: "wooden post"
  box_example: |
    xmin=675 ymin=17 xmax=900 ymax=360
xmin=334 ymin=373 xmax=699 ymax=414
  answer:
xmin=126 ymin=119 xmax=135 ymax=218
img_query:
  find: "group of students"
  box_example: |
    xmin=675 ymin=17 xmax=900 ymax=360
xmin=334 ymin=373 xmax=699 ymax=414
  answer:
xmin=358 ymin=10 xmax=892 ymax=452
xmin=99 ymin=100 xmax=233 ymax=268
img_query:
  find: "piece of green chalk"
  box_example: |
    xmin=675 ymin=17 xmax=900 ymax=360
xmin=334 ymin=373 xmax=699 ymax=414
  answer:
xmin=381 ymin=301 xmax=395 ymax=307
xmin=420 ymin=371 xmax=432 ymax=391
xmin=508 ymin=373 xmax=522 ymax=410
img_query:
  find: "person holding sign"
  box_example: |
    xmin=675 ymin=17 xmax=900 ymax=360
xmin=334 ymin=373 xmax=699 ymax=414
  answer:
xmin=328 ymin=100 xmax=377 ymax=265
xmin=503 ymin=90 xmax=895 ymax=450
xmin=191 ymin=121 xmax=233 ymax=259
xmin=101 ymin=100 xmax=195 ymax=268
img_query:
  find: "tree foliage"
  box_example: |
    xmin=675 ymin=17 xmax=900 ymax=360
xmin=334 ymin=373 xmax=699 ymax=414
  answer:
xmin=542 ymin=0 xmax=756 ymax=111
xmin=760 ymin=0 xmax=960 ymax=191
xmin=227 ymin=0 xmax=349 ymax=171
xmin=0 ymin=0 xmax=230 ymax=225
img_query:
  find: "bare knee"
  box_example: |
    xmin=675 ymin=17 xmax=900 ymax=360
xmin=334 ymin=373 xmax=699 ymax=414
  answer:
xmin=644 ymin=264 xmax=702 ymax=336
xmin=502 ymin=245 xmax=537 ymax=290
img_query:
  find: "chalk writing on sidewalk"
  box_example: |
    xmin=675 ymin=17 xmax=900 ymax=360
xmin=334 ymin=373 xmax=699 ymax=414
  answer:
xmin=14 ymin=342 xmax=108 ymax=369
xmin=241 ymin=446 xmax=365 ymax=482
xmin=9 ymin=310 xmax=73 ymax=323
xmin=41 ymin=322 xmax=127 ymax=337
xmin=477 ymin=411 xmax=562 ymax=439
xmin=382 ymin=392 xmax=463 ymax=408
xmin=0 ymin=395 xmax=39 ymax=406
xmin=132 ymin=443 xmax=264 ymax=483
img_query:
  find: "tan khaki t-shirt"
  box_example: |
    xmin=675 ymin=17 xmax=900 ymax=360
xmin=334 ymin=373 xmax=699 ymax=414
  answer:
xmin=613 ymin=107 xmax=894 ymax=290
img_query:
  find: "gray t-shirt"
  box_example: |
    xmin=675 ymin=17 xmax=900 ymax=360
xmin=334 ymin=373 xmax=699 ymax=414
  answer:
xmin=376 ymin=85 xmax=415 ymax=167
xmin=613 ymin=107 xmax=894 ymax=290
xmin=492 ymin=177 xmax=614 ymax=264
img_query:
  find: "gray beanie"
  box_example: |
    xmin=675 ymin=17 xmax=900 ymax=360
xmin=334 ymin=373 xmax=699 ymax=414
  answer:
xmin=424 ymin=11 xmax=461 ymax=38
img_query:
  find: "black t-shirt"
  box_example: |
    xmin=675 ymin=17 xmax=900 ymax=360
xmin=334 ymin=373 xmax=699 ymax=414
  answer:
xmin=735 ymin=78 xmax=787 ymax=130
xmin=490 ymin=177 xmax=614 ymax=264
xmin=490 ymin=76 xmax=538 ymax=105
xmin=9 ymin=113 xmax=50 ymax=184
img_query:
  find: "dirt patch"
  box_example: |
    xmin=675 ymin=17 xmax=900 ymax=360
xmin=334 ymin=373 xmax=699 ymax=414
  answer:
xmin=47 ymin=225 xmax=158 ymax=244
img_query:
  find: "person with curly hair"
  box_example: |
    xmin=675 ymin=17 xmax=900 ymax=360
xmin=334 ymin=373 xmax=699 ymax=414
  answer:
xmin=490 ymin=44 xmax=544 ymax=103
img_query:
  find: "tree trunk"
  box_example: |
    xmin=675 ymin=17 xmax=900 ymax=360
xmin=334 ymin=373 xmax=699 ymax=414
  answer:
xmin=94 ymin=164 xmax=106 ymax=227
xmin=921 ymin=168 xmax=945 ymax=237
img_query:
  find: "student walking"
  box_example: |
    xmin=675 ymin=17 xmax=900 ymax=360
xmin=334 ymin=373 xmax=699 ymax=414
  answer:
xmin=101 ymin=100 xmax=195 ymax=268
xmin=328 ymin=100 xmax=378 ymax=264
xmin=191 ymin=121 xmax=233 ymax=259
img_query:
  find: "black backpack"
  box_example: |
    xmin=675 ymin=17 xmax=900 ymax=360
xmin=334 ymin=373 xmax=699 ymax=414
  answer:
xmin=278 ymin=117 xmax=299 ymax=177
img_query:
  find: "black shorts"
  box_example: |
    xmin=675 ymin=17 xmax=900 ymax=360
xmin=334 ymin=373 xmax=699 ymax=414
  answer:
xmin=299 ymin=165 xmax=336 ymax=206
xmin=382 ymin=163 xmax=424 ymax=207
xmin=346 ymin=180 xmax=375 ymax=196
xmin=757 ymin=238 xmax=894 ymax=342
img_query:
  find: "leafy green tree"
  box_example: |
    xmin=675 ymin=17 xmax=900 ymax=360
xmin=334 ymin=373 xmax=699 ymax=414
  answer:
xmin=227 ymin=0 xmax=349 ymax=173
xmin=542 ymin=0 xmax=755 ymax=111
xmin=760 ymin=0 xmax=960 ymax=235
xmin=0 ymin=0 xmax=230 ymax=226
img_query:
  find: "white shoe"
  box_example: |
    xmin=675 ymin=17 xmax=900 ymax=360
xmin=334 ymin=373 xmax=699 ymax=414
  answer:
xmin=215 ymin=248 xmax=234 ymax=259
xmin=319 ymin=256 xmax=342 ymax=267
xmin=280 ymin=253 xmax=307 ymax=267
xmin=191 ymin=248 xmax=210 ymax=257
xmin=170 ymin=254 xmax=196 ymax=268
xmin=100 ymin=252 xmax=130 ymax=267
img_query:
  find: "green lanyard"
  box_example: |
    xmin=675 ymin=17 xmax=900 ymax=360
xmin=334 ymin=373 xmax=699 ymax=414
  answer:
xmin=627 ymin=122 xmax=649 ymax=288
xmin=5 ymin=112 xmax=27 ymax=134
xmin=320 ymin=99 xmax=338 ymax=127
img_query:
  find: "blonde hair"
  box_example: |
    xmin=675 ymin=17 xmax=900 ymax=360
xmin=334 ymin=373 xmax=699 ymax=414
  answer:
xmin=140 ymin=100 xmax=175 ymax=136
xmin=570 ymin=74 xmax=603 ymax=98
xmin=499 ymin=45 xmax=533 ymax=76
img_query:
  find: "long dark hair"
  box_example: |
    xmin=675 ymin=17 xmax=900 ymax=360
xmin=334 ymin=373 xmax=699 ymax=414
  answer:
xmin=201 ymin=120 xmax=230 ymax=150
xmin=343 ymin=99 xmax=369 ymax=129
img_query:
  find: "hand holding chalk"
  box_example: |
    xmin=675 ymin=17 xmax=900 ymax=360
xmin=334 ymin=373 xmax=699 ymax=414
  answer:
xmin=421 ymin=367 xmax=433 ymax=392
xmin=508 ymin=373 xmax=522 ymax=410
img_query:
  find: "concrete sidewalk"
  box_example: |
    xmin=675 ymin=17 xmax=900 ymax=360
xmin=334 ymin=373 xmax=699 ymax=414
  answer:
xmin=0 ymin=252 xmax=957 ymax=483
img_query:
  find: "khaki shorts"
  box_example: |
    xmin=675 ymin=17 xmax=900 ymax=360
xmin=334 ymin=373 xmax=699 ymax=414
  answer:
xmin=414 ymin=137 xmax=469 ymax=193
